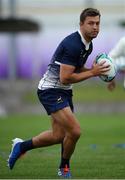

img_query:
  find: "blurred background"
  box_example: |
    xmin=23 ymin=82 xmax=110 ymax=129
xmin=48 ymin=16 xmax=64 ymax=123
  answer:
xmin=0 ymin=0 xmax=125 ymax=116
xmin=0 ymin=2 xmax=125 ymax=178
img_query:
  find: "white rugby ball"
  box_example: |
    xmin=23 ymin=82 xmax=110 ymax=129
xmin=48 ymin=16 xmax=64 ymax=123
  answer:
xmin=95 ymin=53 xmax=117 ymax=82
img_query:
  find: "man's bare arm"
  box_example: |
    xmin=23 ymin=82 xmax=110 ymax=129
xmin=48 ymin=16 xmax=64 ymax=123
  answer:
xmin=60 ymin=62 xmax=110 ymax=85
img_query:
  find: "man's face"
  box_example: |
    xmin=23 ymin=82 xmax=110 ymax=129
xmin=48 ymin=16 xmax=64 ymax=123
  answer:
xmin=80 ymin=16 xmax=100 ymax=42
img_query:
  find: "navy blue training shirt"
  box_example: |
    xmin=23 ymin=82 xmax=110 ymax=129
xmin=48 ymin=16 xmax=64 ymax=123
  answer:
xmin=38 ymin=31 xmax=93 ymax=90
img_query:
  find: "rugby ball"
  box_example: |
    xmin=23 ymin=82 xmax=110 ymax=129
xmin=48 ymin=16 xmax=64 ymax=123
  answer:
xmin=95 ymin=53 xmax=117 ymax=82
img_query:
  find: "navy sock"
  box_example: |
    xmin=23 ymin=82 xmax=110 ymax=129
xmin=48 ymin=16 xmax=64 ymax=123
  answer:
xmin=20 ymin=139 xmax=34 ymax=153
xmin=60 ymin=158 xmax=70 ymax=168
xmin=59 ymin=143 xmax=70 ymax=168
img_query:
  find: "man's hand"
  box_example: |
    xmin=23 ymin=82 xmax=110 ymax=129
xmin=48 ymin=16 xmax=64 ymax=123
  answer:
xmin=60 ymin=61 xmax=110 ymax=85
xmin=107 ymin=80 xmax=116 ymax=91
xmin=91 ymin=60 xmax=111 ymax=76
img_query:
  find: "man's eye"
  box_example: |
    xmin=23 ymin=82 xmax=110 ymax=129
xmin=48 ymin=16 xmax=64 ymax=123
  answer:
xmin=95 ymin=22 xmax=99 ymax=25
xmin=89 ymin=22 xmax=94 ymax=25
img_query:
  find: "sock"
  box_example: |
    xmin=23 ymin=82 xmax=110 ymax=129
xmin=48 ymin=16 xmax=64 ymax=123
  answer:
xmin=60 ymin=158 xmax=70 ymax=168
xmin=20 ymin=139 xmax=34 ymax=153
xmin=59 ymin=143 xmax=70 ymax=168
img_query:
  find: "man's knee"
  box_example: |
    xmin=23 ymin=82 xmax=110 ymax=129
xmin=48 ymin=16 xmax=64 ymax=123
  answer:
xmin=69 ymin=126 xmax=81 ymax=140
xmin=53 ymin=133 xmax=65 ymax=143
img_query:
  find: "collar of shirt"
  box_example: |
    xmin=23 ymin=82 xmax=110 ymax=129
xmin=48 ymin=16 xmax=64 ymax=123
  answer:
xmin=78 ymin=30 xmax=91 ymax=50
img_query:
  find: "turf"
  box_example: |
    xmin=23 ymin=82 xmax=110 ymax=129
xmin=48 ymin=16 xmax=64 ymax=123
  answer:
xmin=0 ymin=113 xmax=125 ymax=179
xmin=23 ymin=80 xmax=125 ymax=103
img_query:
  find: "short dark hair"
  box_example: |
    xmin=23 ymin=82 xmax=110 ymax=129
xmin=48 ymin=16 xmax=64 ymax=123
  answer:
xmin=80 ymin=8 xmax=101 ymax=23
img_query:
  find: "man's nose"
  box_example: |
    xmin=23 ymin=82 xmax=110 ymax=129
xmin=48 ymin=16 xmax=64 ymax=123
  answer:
xmin=93 ymin=24 xmax=98 ymax=29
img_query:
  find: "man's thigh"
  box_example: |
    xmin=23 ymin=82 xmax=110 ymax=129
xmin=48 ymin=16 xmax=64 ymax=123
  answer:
xmin=51 ymin=116 xmax=65 ymax=137
xmin=51 ymin=107 xmax=80 ymax=132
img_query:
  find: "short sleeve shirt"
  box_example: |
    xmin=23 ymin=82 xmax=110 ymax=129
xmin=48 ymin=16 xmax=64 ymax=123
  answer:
xmin=38 ymin=31 xmax=93 ymax=90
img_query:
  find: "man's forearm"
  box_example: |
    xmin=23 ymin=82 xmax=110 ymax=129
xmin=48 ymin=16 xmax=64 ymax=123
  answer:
xmin=60 ymin=70 xmax=94 ymax=85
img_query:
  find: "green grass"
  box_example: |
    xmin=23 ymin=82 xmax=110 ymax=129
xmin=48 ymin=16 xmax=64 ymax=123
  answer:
xmin=23 ymin=80 xmax=125 ymax=103
xmin=0 ymin=113 xmax=125 ymax=179
xmin=73 ymin=81 xmax=125 ymax=102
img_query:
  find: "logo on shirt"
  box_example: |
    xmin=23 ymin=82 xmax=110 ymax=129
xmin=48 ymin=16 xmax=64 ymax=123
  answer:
xmin=80 ymin=50 xmax=87 ymax=58
xmin=83 ymin=53 xmax=87 ymax=58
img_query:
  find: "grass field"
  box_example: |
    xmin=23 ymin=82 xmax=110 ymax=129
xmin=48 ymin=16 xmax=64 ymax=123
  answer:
xmin=0 ymin=113 xmax=125 ymax=179
xmin=22 ymin=79 xmax=125 ymax=104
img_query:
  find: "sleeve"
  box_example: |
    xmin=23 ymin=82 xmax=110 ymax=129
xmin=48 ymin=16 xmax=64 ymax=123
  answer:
xmin=109 ymin=37 xmax=125 ymax=59
xmin=109 ymin=37 xmax=125 ymax=70
xmin=61 ymin=41 xmax=79 ymax=67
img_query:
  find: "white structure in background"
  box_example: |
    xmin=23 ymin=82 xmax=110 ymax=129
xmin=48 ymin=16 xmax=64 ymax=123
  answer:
xmin=109 ymin=37 xmax=125 ymax=88
xmin=2 ymin=0 xmax=124 ymax=28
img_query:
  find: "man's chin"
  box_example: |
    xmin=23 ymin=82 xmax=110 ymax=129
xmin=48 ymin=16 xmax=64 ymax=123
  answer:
xmin=91 ymin=34 xmax=98 ymax=39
